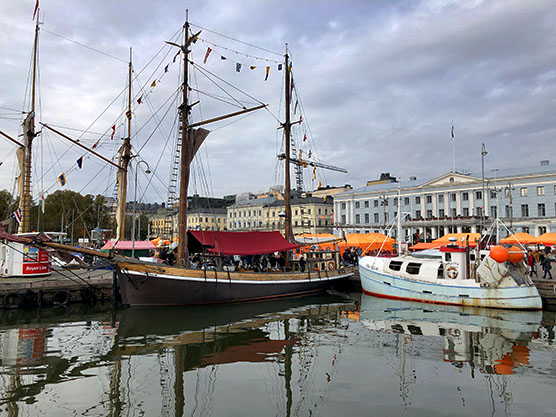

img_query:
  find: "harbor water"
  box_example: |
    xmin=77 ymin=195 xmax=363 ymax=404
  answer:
xmin=0 ymin=292 xmax=555 ymax=416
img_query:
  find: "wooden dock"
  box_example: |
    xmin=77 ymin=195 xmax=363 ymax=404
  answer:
xmin=533 ymin=278 xmax=556 ymax=309
xmin=0 ymin=267 xmax=114 ymax=309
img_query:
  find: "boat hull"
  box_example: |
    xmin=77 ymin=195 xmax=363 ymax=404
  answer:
xmin=359 ymin=262 xmax=542 ymax=310
xmin=117 ymin=266 xmax=353 ymax=306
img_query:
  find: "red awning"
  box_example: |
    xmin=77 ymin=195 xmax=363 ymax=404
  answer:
xmin=188 ymin=230 xmax=300 ymax=255
xmin=101 ymin=240 xmax=156 ymax=250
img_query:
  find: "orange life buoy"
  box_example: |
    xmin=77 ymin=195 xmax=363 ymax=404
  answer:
xmin=327 ymin=261 xmax=335 ymax=270
xmin=446 ymin=266 xmax=458 ymax=279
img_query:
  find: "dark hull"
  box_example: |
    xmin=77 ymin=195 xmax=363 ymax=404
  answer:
xmin=117 ymin=269 xmax=353 ymax=306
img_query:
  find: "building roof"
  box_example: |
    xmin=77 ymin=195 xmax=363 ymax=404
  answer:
xmin=229 ymin=196 xmax=277 ymax=208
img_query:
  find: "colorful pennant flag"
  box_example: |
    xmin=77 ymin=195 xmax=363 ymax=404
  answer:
xmin=308 ymin=150 xmax=312 ymax=158
xmin=265 ymin=66 xmax=270 ymax=81
xmin=58 ymin=173 xmax=66 ymax=187
xmin=204 ymin=47 xmax=212 ymax=64
xmin=125 ymin=109 xmax=132 ymax=120
xmin=12 ymin=208 xmax=22 ymax=223
xmin=33 ymin=0 xmax=39 ymax=20
xmin=303 ymin=133 xmax=307 ymax=142
xmin=110 ymin=125 xmax=116 ymax=140
xmin=250 ymin=66 xmax=256 ymax=70
xmin=137 ymin=96 xmax=142 ymax=105
xmin=451 ymin=124 xmax=454 ymax=139
xmin=173 ymin=50 xmax=180 ymax=63
xmin=76 ymin=156 xmax=83 ymax=169
xmin=164 ymin=64 xmax=169 ymax=73
xmin=312 ymin=166 xmax=316 ymax=180
xmin=318 ymin=181 xmax=322 ymax=189
xmin=221 ymin=55 xmax=227 ymax=60
xmin=151 ymin=80 xmax=157 ymax=88
xmin=278 ymin=64 xmax=282 ymax=71
xmin=41 ymin=194 xmax=45 ymax=213
xmin=294 ymin=100 xmax=298 ymax=114
xmin=236 ymin=63 xmax=242 ymax=72
xmin=92 ymin=140 xmax=99 ymax=149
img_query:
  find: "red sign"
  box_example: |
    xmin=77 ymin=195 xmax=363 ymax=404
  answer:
xmin=23 ymin=263 xmax=50 ymax=275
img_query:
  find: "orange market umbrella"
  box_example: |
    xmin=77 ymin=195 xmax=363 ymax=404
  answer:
xmin=338 ymin=233 xmax=395 ymax=254
xmin=500 ymin=232 xmax=536 ymax=245
xmin=531 ymin=233 xmax=556 ymax=246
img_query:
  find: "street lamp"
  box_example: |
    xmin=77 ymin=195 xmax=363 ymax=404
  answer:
xmin=131 ymin=160 xmax=151 ymax=258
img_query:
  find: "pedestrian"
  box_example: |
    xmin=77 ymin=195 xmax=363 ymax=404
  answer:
xmin=299 ymin=255 xmax=306 ymax=272
xmin=541 ymin=254 xmax=553 ymax=279
xmin=527 ymin=251 xmax=537 ymax=277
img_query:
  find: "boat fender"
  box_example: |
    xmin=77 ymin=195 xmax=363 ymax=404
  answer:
xmin=446 ymin=266 xmax=458 ymax=279
xmin=327 ymin=261 xmax=335 ymax=270
xmin=52 ymin=290 xmax=71 ymax=306
xmin=3 ymin=292 xmax=21 ymax=309
xmin=80 ymin=287 xmax=93 ymax=302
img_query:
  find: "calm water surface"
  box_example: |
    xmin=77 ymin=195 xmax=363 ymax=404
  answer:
xmin=0 ymin=292 xmax=555 ymax=416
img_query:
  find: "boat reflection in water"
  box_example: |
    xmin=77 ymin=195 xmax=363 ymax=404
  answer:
xmin=359 ymin=295 xmax=542 ymax=376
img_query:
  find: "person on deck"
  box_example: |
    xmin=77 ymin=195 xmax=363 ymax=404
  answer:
xmin=541 ymin=253 xmax=553 ymax=279
xmin=299 ymin=255 xmax=306 ymax=272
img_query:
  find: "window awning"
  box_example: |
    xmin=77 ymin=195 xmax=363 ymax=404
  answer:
xmin=188 ymin=230 xmax=300 ymax=256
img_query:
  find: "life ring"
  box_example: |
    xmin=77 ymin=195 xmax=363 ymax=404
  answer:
xmin=52 ymin=290 xmax=71 ymax=306
xmin=446 ymin=266 xmax=459 ymax=279
xmin=3 ymin=292 xmax=21 ymax=309
xmin=327 ymin=261 xmax=335 ymax=270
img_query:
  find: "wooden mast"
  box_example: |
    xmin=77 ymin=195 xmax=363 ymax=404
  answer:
xmin=177 ymin=12 xmax=190 ymax=265
xmin=19 ymin=15 xmax=40 ymax=233
xmin=115 ymin=49 xmax=133 ymax=240
xmin=283 ymin=47 xmax=294 ymax=243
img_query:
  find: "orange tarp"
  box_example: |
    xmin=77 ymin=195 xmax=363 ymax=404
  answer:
xmin=338 ymin=233 xmax=395 ymax=254
xmin=531 ymin=233 xmax=556 ymax=246
xmin=500 ymin=232 xmax=536 ymax=245
xmin=409 ymin=242 xmax=443 ymax=251
xmin=433 ymin=233 xmax=480 ymax=244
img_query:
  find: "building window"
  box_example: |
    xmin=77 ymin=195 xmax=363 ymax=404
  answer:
xmin=426 ymin=195 xmax=432 ymax=204
xmin=504 ymin=188 xmax=510 ymax=197
xmin=415 ymin=210 xmax=421 ymax=218
xmin=491 ymin=206 xmax=497 ymax=218
xmin=318 ymin=208 xmax=321 ymax=215
xmin=294 ymin=221 xmax=298 ymax=226
xmin=404 ymin=197 xmax=409 ymax=205
xmin=438 ymin=195 xmax=444 ymax=203
xmin=341 ymin=215 xmax=346 ymax=224
xmin=439 ymin=209 xmax=445 ymax=217
xmin=341 ymin=203 xmax=346 ymax=209
xmin=308 ymin=209 xmax=311 ymax=215
xmin=451 ymin=193 xmax=456 ymax=202
xmin=451 ymin=208 xmax=457 ymax=217
xmin=475 ymin=191 xmax=482 ymax=200
xmin=426 ymin=209 xmax=433 ymax=218
xmin=384 ymin=213 xmax=389 ymax=223
xmin=365 ymin=201 xmax=369 ymax=208
xmin=539 ymin=226 xmax=547 ymax=234
xmin=382 ymin=198 xmax=388 ymax=206
xmin=462 ymin=192 xmax=468 ymax=201
xmin=374 ymin=213 xmax=379 ymax=223
xmin=463 ymin=207 xmax=469 ymax=216
xmin=355 ymin=214 xmax=360 ymax=224
xmin=393 ymin=197 xmax=398 ymax=206
xmin=521 ymin=204 xmax=529 ymax=217
xmin=538 ymin=203 xmax=546 ymax=217
xmin=520 ymin=187 xmax=528 ymax=197
xmin=476 ymin=207 xmax=483 ymax=217
xmin=505 ymin=205 xmax=512 ymax=218
xmin=355 ymin=202 xmax=360 ymax=209
xmin=415 ymin=196 xmax=421 ymax=204
xmin=374 ymin=200 xmax=378 ymax=207
xmin=490 ymin=190 xmax=497 ymax=199
xmin=523 ymin=226 xmax=529 ymax=233
xmin=537 ymin=186 xmax=545 ymax=196
xmin=295 ymin=209 xmax=298 ymax=215
xmin=365 ymin=213 xmax=369 ymax=223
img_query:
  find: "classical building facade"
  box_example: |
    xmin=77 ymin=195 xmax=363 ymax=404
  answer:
xmin=227 ymin=196 xmax=333 ymax=235
xmin=333 ymin=162 xmax=556 ymax=242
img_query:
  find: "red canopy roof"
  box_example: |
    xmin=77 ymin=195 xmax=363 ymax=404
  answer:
xmin=101 ymin=240 xmax=155 ymax=250
xmin=188 ymin=230 xmax=300 ymax=255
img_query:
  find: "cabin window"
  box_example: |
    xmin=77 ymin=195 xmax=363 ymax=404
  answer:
xmin=406 ymin=263 xmax=421 ymax=275
xmin=407 ymin=325 xmax=423 ymax=335
xmin=389 ymin=260 xmax=403 ymax=271
xmin=437 ymin=265 xmax=444 ymax=279
xmin=470 ymin=254 xmax=476 ymax=261
xmin=444 ymin=253 xmax=452 ymax=261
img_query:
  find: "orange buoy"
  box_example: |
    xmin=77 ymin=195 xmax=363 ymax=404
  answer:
xmin=490 ymin=245 xmax=509 ymax=263
xmin=508 ymin=246 xmax=524 ymax=264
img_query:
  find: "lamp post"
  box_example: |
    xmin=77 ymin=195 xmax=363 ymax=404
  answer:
xmin=480 ymin=143 xmax=488 ymax=233
xmin=131 ymin=160 xmax=151 ymax=258
xmin=506 ymin=182 xmax=514 ymax=231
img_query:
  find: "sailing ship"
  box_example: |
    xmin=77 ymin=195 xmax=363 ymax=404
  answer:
xmin=111 ymin=15 xmax=353 ymax=306
xmin=358 ymin=198 xmax=542 ymax=310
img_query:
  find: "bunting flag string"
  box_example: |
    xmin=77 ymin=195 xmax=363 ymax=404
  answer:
xmin=199 ymin=38 xmax=282 ymax=64
xmin=58 ymin=173 xmax=67 ymax=187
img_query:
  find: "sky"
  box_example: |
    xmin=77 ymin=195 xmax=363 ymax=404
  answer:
xmin=1 ymin=0 xmax=555 ymax=205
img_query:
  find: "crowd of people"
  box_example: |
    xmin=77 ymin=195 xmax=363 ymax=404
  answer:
xmin=527 ymin=246 xmax=554 ymax=279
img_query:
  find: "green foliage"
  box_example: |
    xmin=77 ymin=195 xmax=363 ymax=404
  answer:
xmin=0 ymin=189 xmax=17 ymax=221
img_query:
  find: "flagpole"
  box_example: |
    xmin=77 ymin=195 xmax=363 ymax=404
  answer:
xmin=451 ymin=123 xmax=455 ymax=173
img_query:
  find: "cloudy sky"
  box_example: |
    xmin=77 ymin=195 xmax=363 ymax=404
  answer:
xmin=1 ymin=0 xmax=555 ymax=205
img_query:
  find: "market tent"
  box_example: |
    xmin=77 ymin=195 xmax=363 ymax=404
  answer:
xmin=188 ymin=230 xmax=300 ymax=256
xmin=530 ymin=233 xmax=556 ymax=246
xmin=338 ymin=233 xmax=395 ymax=254
xmin=409 ymin=242 xmax=443 ymax=251
xmin=295 ymin=233 xmax=339 ymax=251
xmin=500 ymin=232 xmax=536 ymax=245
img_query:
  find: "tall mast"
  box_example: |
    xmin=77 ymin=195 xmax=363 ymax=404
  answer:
xmin=115 ymin=48 xmax=133 ymax=240
xmin=283 ymin=47 xmax=294 ymax=243
xmin=177 ymin=12 xmax=191 ymax=265
xmin=19 ymin=15 xmax=40 ymax=233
